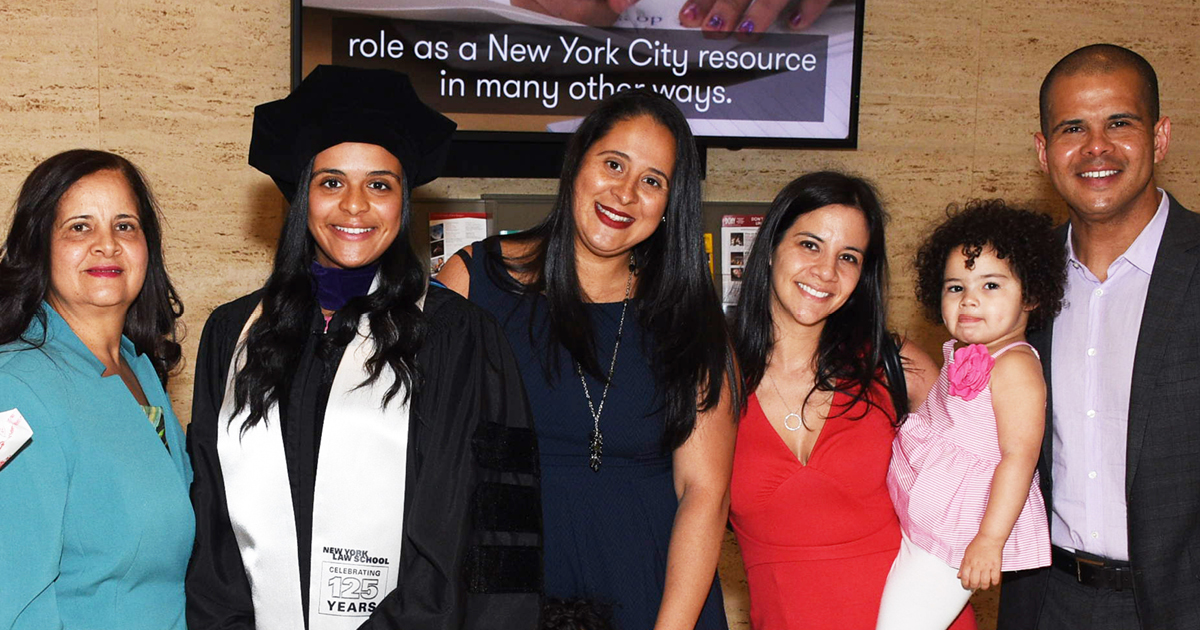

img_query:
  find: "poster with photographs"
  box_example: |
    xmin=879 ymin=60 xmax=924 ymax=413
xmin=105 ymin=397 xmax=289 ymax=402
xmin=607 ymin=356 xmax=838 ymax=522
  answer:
xmin=720 ymin=214 xmax=763 ymax=314
xmin=429 ymin=212 xmax=488 ymax=274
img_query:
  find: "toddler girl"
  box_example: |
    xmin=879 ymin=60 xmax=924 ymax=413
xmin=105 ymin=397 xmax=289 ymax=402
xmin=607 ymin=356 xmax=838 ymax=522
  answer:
xmin=876 ymin=200 xmax=1067 ymax=629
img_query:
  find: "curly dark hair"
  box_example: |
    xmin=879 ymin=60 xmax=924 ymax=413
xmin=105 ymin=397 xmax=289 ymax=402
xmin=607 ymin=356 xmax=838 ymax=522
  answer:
xmin=914 ymin=199 xmax=1067 ymax=332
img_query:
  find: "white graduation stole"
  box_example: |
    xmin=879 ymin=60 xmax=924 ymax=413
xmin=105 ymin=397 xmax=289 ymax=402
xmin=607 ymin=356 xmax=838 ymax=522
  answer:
xmin=217 ymin=303 xmax=411 ymax=630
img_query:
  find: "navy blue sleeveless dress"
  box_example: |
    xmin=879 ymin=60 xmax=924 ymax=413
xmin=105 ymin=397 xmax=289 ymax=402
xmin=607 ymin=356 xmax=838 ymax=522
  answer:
xmin=464 ymin=238 xmax=727 ymax=630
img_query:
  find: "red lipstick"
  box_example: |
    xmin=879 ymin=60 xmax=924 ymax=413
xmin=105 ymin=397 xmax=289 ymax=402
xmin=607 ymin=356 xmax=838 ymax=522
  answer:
xmin=594 ymin=203 xmax=634 ymax=230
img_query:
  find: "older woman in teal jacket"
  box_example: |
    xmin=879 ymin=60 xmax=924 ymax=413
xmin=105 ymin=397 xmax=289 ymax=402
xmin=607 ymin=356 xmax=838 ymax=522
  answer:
xmin=0 ymin=150 xmax=193 ymax=629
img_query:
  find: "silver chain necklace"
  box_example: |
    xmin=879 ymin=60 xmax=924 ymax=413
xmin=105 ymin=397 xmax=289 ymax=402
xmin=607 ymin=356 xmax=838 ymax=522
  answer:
xmin=575 ymin=256 xmax=635 ymax=472
xmin=765 ymin=371 xmax=807 ymax=431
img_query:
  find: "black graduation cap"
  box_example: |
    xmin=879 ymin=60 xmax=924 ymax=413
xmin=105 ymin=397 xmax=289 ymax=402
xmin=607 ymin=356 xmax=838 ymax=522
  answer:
xmin=249 ymin=65 xmax=457 ymax=201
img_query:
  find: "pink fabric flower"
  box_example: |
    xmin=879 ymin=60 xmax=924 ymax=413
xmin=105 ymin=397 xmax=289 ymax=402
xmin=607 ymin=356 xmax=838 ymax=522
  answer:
xmin=947 ymin=344 xmax=994 ymax=401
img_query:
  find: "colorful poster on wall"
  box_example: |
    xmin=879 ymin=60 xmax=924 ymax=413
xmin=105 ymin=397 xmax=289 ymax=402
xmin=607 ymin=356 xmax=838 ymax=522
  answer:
xmin=720 ymin=214 xmax=762 ymax=314
xmin=429 ymin=212 xmax=488 ymax=274
xmin=704 ymin=232 xmax=714 ymax=278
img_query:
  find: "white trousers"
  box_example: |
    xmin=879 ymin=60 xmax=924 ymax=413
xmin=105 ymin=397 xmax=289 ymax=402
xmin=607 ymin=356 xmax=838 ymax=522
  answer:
xmin=875 ymin=533 xmax=973 ymax=630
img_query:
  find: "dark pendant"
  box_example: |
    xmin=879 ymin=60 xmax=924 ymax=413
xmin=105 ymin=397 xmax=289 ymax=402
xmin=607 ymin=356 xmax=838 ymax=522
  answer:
xmin=589 ymin=428 xmax=604 ymax=472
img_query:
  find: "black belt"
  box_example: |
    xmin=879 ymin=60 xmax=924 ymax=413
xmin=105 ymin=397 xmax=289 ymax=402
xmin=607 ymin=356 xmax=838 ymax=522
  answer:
xmin=1051 ymin=545 xmax=1134 ymax=591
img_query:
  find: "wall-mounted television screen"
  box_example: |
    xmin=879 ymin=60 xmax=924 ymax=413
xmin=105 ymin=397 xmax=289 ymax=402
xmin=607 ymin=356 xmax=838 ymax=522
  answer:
xmin=294 ymin=0 xmax=864 ymax=178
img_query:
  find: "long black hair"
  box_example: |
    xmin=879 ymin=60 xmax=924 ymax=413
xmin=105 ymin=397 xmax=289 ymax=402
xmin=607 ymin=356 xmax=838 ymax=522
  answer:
xmin=497 ymin=89 xmax=733 ymax=452
xmin=732 ymin=172 xmax=903 ymax=424
xmin=231 ymin=158 xmax=426 ymax=430
xmin=914 ymin=199 xmax=1066 ymax=332
xmin=0 ymin=149 xmax=183 ymax=383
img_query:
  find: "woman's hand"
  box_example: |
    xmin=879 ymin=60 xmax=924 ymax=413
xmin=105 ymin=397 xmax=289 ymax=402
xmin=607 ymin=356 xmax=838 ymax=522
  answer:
xmin=958 ymin=534 xmax=1003 ymax=590
xmin=678 ymin=0 xmax=834 ymax=37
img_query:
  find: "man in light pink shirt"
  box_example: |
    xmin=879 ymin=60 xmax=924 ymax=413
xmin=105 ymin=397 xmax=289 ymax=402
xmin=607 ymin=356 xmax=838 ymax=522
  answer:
xmin=998 ymin=44 xmax=1200 ymax=630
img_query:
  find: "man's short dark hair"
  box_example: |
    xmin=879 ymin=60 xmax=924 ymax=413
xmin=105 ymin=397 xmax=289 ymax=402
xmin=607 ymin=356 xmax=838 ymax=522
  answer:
xmin=1039 ymin=44 xmax=1159 ymax=136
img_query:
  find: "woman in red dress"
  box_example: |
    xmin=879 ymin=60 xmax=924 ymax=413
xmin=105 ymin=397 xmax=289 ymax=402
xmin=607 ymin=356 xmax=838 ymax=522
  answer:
xmin=728 ymin=172 xmax=976 ymax=630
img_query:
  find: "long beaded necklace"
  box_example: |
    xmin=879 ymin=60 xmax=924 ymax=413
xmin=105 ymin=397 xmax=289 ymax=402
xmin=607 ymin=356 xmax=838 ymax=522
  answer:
xmin=575 ymin=255 xmax=635 ymax=472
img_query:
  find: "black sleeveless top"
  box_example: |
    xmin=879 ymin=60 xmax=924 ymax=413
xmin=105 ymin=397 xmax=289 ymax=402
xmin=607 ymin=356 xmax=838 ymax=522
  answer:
xmin=463 ymin=237 xmax=727 ymax=630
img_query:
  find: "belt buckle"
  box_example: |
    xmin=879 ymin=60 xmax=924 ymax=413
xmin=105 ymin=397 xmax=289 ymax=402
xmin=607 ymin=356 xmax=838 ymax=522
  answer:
xmin=1076 ymin=555 xmax=1103 ymax=584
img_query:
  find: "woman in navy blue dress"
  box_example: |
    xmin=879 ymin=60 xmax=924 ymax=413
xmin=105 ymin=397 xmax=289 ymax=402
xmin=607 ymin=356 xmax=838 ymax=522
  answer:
xmin=439 ymin=90 xmax=736 ymax=630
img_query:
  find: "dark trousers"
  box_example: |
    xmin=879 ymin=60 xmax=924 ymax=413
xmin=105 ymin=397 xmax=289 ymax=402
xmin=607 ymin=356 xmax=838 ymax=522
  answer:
xmin=1035 ymin=566 xmax=1140 ymax=630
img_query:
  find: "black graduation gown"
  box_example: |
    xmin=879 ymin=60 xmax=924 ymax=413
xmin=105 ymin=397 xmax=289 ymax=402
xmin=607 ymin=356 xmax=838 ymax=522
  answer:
xmin=185 ymin=285 xmax=542 ymax=630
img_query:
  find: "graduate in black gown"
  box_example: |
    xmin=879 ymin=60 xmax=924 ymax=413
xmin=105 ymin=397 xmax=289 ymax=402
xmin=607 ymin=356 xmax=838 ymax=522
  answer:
xmin=185 ymin=65 xmax=542 ymax=630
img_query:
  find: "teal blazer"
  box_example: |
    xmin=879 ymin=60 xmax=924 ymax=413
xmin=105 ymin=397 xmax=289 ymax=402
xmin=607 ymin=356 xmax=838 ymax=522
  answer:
xmin=0 ymin=304 xmax=194 ymax=629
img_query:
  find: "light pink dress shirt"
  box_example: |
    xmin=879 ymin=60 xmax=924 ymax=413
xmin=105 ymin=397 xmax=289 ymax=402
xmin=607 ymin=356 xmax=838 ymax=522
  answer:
xmin=1050 ymin=190 xmax=1169 ymax=560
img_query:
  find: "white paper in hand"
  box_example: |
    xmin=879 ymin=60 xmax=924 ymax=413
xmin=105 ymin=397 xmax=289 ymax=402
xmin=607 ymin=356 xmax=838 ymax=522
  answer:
xmin=0 ymin=408 xmax=33 ymax=469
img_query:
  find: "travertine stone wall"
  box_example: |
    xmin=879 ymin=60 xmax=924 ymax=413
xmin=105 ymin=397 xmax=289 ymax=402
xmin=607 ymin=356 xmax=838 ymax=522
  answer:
xmin=3 ymin=2 xmax=1197 ymax=628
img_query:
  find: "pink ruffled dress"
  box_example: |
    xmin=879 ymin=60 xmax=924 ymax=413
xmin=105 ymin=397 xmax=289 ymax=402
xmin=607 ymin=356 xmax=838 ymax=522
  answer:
xmin=887 ymin=340 xmax=1051 ymax=571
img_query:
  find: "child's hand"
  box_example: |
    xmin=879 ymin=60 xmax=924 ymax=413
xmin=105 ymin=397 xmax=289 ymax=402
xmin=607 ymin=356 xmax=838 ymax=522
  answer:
xmin=958 ymin=535 xmax=1003 ymax=590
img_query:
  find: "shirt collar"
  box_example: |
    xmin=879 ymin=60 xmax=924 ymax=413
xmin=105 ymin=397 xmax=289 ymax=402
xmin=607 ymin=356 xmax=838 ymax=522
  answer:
xmin=38 ymin=301 xmax=140 ymax=376
xmin=1065 ymin=188 xmax=1170 ymax=277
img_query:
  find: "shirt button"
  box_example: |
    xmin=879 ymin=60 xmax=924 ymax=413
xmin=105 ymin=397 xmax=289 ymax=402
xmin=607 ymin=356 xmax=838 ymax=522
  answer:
xmin=1094 ymin=288 xmax=1104 ymax=297
xmin=1087 ymin=348 xmax=1097 ymax=356
xmin=1091 ymin=531 xmax=1099 ymax=539
xmin=1089 ymin=471 xmax=1097 ymax=479
xmin=1087 ymin=410 xmax=1097 ymax=418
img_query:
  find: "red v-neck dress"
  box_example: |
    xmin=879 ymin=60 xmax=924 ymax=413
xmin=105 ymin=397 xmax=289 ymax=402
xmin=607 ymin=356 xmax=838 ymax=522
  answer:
xmin=729 ymin=386 xmax=977 ymax=630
